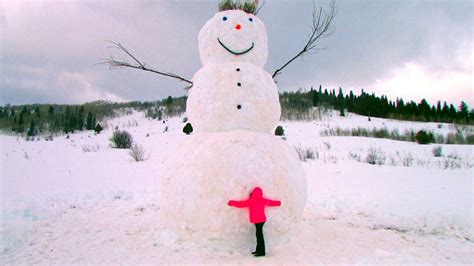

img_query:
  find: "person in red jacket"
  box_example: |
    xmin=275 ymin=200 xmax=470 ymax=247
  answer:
xmin=227 ymin=187 xmax=281 ymax=257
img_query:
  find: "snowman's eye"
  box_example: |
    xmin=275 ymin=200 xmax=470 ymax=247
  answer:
xmin=223 ymin=16 xmax=228 ymax=21
xmin=248 ymin=17 xmax=253 ymax=22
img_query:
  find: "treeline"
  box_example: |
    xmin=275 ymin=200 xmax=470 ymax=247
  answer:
xmin=281 ymin=85 xmax=473 ymax=124
xmin=0 ymin=97 xmax=187 ymax=137
xmin=0 ymin=88 xmax=471 ymax=137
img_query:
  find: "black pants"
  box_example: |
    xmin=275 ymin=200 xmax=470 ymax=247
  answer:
xmin=255 ymin=222 xmax=265 ymax=255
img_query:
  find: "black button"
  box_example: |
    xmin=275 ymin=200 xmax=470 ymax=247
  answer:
xmin=237 ymin=82 xmax=241 ymax=86
xmin=236 ymin=68 xmax=240 ymax=72
xmin=237 ymin=105 xmax=242 ymax=109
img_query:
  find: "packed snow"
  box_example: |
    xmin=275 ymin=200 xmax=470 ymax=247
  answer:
xmin=159 ymin=130 xmax=306 ymax=249
xmin=1 ymin=110 xmax=472 ymax=264
xmin=183 ymin=8 xmax=303 ymax=250
xmin=188 ymin=62 xmax=280 ymax=133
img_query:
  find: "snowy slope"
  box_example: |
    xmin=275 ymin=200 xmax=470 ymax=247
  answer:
xmin=1 ymin=110 xmax=472 ymax=264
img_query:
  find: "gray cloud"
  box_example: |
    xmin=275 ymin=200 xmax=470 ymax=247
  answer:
xmin=1 ymin=0 xmax=472 ymax=106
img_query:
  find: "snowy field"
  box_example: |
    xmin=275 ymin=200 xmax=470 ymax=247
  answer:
xmin=1 ymin=110 xmax=473 ymax=264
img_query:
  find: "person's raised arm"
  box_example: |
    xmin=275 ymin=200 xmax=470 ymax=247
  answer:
xmin=228 ymin=199 xmax=250 ymax=208
xmin=264 ymin=198 xmax=281 ymax=207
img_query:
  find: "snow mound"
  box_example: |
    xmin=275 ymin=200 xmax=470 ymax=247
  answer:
xmin=158 ymin=130 xmax=307 ymax=250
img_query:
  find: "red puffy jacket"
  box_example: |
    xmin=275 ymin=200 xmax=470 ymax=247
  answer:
xmin=228 ymin=187 xmax=281 ymax=224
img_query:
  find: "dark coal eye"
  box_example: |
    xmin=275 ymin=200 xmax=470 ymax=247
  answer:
xmin=249 ymin=17 xmax=253 ymax=22
xmin=223 ymin=16 xmax=228 ymax=21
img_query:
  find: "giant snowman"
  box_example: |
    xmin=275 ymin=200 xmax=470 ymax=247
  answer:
xmin=159 ymin=9 xmax=307 ymax=250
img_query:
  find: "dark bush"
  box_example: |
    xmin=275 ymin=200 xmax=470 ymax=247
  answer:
xmin=415 ymin=130 xmax=434 ymax=144
xmin=183 ymin=123 xmax=193 ymax=135
xmin=94 ymin=123 xmax=103 ymax=134
xmin=274 ymin=125 xmax=285 ymax=136
xmin=110 ymin=130 xmax=133 ymax=148
xmin=432 ymin=146 xmax=443 ymax=157
xmin=467 ymin=134 xmax=474 ymax=145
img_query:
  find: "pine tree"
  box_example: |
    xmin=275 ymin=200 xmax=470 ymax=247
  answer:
xmin=48 ymin=105 xmax=54 ymax=116
xmin=27 ymin=120 xmax=36 ymax=137
xmin=34 ymin=106 xmax=40 ymax=118
xmin=18 ymin=113 xmax=24 ymax=126
xmin=459 ymin=101 xmax=469 ymax=122
xmin=86 ymin=111 xmax=94 ymax=130
xmin=311 ymin=89 xmax=320 ymax=107
xmin=337 ymin=87 xmax=344 ymax=109
xmin=166 ymin=96 xmax=173 ymax=105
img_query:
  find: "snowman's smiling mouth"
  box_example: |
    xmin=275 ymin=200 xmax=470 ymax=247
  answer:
xmin=217 ymin=38 xmax=254 ymax=55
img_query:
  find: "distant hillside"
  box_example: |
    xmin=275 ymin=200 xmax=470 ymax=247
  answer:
xmin=0 ymin=88 xmax=472 ymax=137
xmin=0 ymin=96 xmax=186 ymax=137
xmin=280 ymin=86 xmax=472 ymax=124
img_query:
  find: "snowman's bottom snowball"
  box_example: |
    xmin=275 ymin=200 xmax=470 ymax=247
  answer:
xmin=158 ymin=130 xmax=307 ymax=251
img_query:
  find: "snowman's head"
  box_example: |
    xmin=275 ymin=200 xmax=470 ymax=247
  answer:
xmin=198 ymin=10 xmax=268 ymax=67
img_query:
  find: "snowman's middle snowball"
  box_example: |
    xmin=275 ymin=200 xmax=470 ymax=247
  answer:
xmin=187 ymin=62 xmax=281 ymax=133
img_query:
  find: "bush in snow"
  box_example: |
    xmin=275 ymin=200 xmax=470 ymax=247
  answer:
xmin=323 ymin=141 xmax=331 ymax=150
xmin=110 ymin=130 xmax=133 ymax=149
xmin=435 ymin=134 xmax=445 ymax=144
xmin=415 ymin=130 xmax=434 ymax=144
xmin=445 ymin=132 xmax=466 ymax=145
xmin=349 ymin=151 xmax=361 ymax=162
xmin=274 ymin=125 xmax=284 ymax=136
xmin=129 ymin=144 xmax=149 ymax=162
xmin=467 ymin=134 xmax=474 ymax=145
xmin=443 ymin=153 xmax=462 ymax=169
xmin=82 ymin=144 xmax=100 ymax=152
xmin=294 ymin=146 xmax=315 ymax=162
xmin=183 ymin=123 xmax=193 ymax=135
xmin=432 ymin=146 xmax=443 ymax=157
xmin=365 ymin=147 xmax=386 ymax=165
xmin=94 ymin=123 xmax=103 ymax=134
xmin=401 ymin=153 xmax=414 ymax=167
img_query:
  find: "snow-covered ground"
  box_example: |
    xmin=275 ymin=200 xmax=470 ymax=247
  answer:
xmin=1 ymin=110 xmax=473 ymax=264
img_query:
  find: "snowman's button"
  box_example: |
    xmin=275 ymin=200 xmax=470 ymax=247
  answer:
xmin=237 ymin=82 xmax=241 ymax=86
xmin=236 ymin=68 xmax=240 ymax=72
xmin=237 ymin=105 xmax=242 ymax=109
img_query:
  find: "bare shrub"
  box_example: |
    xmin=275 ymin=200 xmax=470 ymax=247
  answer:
xmin=323 ymin=141 xmax=332 ymax=150
xmin=365 ymin=147 xmax=386 ymax=165
xmin=388 ymin=155 xmax=399 ymax=166
xmin=443 ymin=158 xmax=462 ymax=169
xmin=432 ymin=146 xmax=443 ymax=157
xmin=295 ymin=146 xmax=315 ymax=162
xmin=82 ymin=144 xmax=100 ymax=152
xmin=446 ymin=132 xmax=466 ymax=144
xmin=129 ymin=144 xmax=149 ymax=162
xmin=349 ymin=152 xmax=361 ymax=162
xmin=321 ymin=126 xmax=417 ymax=143
xmin=401 ymin=153 xmax=414 ymax=167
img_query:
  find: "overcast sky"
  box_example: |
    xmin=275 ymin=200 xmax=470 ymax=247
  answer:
xmin=1 ymin=0 xmax=473 ymax=107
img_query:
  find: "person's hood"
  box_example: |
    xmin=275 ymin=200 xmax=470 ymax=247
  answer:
xmin=250 ymin=187 xmax=263 ymax=199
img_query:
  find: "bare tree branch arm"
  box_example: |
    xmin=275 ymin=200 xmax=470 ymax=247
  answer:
xmin=99 ymin=41 xmax=193 ymax=87
xmin=272 ymin=0 xmax=337 ymax=80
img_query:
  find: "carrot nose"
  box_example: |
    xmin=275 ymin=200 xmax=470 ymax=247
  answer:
xmin=235 ymin=24 xmax=241 ymax=30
